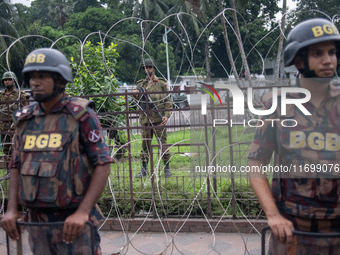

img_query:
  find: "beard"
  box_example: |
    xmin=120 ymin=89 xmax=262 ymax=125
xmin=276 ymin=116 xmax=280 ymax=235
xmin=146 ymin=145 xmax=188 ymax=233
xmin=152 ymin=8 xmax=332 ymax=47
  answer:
xmin=33 ymin=93 xmax=58 ymax=102
xmin=33 ymin=86 xmax=64 ymax=102
xmin=5 ymin=84 xmax=14 ymax=89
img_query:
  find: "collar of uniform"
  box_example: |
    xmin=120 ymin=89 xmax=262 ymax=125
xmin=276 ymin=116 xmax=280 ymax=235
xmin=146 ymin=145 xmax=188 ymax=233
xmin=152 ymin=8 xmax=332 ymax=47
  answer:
xmin=2 ymin=88 xmax=17 ymax=95
xmin=33 ymin=93 xmax=70 ymax=116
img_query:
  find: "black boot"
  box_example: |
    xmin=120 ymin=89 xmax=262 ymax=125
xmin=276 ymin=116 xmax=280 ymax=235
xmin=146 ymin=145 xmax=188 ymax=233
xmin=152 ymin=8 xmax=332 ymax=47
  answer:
xmin=164 ymin=161 xmax=172 ymax=177
xmin=136 ymin=161 xmax=148 ymax=178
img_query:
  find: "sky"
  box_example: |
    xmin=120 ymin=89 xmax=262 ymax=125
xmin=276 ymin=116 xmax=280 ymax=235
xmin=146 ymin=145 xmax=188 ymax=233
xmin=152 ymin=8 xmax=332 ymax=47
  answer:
xmin=11 ymin=0 xmax=32 ymax=6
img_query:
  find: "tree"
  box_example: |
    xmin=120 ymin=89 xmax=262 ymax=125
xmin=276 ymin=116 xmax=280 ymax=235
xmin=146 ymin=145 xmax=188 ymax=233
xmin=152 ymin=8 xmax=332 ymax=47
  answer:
xmin=292 ymin=0 xmax=340 ymax=26
xmin=28 ymin=0 xmax=54 ymax=27
xmin=73 ymin=0 xmax=101 ymax=13
xmin=67 ymin=41 xmax=128 ymax=158
xmin=211 ymin=0 xmax=280 ymax=79
xmin=64 ymin=6 xmax=125 ymax=41
xmin=218 ymin=0 xmax=242 ymax=86
xmin=274 ymin=0 xmax=286 ymax=85
xmin=0 ymin=0 xmax=24 ymax=76
xmin=121 ymin=0 xmax=169 ymax=39
xmin=167 ymin=0 xmax=213 ymax=77
xmin=48 ymin=0 xmax=73 ymax=29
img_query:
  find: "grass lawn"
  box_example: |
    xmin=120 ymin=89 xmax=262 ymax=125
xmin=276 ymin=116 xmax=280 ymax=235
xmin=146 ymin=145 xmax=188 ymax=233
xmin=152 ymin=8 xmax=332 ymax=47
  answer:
xmin=102 ymin=125 xmax=265 ymax=218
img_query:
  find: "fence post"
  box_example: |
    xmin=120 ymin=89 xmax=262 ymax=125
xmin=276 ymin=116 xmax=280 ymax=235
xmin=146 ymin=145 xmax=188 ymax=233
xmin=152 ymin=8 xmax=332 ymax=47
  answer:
xmin=125 ymin=89 xmax=135 ymax=217
xmin=204 ymin=114 xmax=212 ymax=217
xmin=226 ymin=90 xmax=236 ymax=219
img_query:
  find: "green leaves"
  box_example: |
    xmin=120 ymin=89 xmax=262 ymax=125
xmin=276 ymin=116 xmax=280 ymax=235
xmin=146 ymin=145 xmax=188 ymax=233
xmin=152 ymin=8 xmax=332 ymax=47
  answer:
xmin=67 ymin=41 xmax=120 ymax=113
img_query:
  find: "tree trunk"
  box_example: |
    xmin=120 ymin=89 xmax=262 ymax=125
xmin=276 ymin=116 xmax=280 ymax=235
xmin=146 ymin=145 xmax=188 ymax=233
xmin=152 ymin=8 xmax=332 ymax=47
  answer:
xmin=218 ymin=0 xmax=242 ymax=88
xmin=229 ymin=0 xmax=252 ymax=87
xmin=275 ymin=0 xmax=287 ymax=86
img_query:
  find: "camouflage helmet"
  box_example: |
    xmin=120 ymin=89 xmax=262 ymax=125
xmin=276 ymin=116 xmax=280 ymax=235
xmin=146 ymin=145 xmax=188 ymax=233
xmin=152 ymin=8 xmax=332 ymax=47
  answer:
xmin=284 ymin=18 xmax=340 ymax=67
xmin=2 ymin=71 xmax=18 ymax=85
xmin=22 ymin=48 xmax=73 ymax=83
xmin=142 ymin=58 xmax=156 ymax=68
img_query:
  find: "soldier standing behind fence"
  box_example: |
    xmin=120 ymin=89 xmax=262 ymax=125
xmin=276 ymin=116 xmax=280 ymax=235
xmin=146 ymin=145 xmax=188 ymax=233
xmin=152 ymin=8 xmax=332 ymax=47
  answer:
xmin=132 ymin=58 xmax=173 ymax=178
xmin=1 ymin=48 xmax=112 ymax=255
xmin=0 ymin=71 xmax=26 ymax=172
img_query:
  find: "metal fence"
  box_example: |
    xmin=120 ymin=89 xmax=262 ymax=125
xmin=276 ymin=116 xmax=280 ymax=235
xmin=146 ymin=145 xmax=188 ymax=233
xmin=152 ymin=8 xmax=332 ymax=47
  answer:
xmin=0 ymin=84 xmax=280 ymax=221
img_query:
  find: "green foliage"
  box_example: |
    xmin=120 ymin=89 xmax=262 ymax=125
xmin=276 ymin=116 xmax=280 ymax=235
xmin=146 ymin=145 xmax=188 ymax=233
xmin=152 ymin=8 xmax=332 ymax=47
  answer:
xmin=289 ymin=0 xmax=340 ymax=28
xmin=114 ymin=34 xmax=155 ymax=84
xmin=67 ymin=41 xmax=129 ymax=150
xmin=67 ymin=41 xmax=119 ymax=112
xmin=64 ymin=6 xmax=125 ymax=41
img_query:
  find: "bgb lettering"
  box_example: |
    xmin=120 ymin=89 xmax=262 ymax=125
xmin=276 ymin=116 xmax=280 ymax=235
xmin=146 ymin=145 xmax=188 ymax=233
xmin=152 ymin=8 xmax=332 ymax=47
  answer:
xmin=24 ymin=54 xmax=46 ymax=65
xmin=312 ymin=25 xmax=339 ymax=37
xmin=290 ymin=131 xmax=340 ymax=151
xmin=24 ymin=134 xmax=62 ymax=149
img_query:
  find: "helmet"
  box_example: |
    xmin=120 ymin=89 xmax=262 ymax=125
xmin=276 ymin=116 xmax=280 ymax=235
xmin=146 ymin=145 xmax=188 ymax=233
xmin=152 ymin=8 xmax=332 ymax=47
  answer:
xmin=142 ymin=58 xmax=156 ymax=68
xmin=22 ymin=48 xmax=73 ymax=82
xmin=2 ymin=71 xmax=18 ymax=85
xmin=284 ymin=18 xmax=340 ymax=67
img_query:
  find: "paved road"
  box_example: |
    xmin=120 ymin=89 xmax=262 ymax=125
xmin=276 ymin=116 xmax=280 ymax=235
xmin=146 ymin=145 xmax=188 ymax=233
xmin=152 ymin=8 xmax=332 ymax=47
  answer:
xmin=1 ymin=228 xmax=263 ymax=255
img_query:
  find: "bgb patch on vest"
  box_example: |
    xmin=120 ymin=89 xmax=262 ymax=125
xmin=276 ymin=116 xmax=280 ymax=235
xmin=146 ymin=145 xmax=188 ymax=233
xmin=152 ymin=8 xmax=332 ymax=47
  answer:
xmin=20 ymin=132 xmax=71 ymax=151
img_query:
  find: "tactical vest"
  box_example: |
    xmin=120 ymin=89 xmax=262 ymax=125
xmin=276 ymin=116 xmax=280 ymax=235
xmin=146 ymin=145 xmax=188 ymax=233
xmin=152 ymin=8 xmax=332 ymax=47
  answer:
xmin=13 ymin=98 xmax=95 ymax=208
xmin=262 ymin=89 xmax=340 ymax=218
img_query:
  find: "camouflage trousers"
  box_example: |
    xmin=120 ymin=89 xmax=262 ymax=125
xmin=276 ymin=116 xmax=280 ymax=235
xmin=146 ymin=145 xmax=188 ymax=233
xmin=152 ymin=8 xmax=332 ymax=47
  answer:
xmin=24 ymin=207 xmax=102 ymax=255
xmin=141 ymin=123 xmax=170 ymax=163
xmin=268 ymin=213 xmax=340 ymax=255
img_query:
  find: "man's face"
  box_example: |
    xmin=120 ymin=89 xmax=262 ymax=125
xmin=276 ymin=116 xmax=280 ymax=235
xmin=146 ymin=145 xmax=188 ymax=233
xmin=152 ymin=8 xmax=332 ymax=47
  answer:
xmin=144 ymin=66 xmax=154 ymax=76
xmin=3 ymin=78 xmax=14 ymax=87
xmin=296 ymin=41 xmax=337 ymax=77
xmin=29 ymin=71 xmax=54 ymax=95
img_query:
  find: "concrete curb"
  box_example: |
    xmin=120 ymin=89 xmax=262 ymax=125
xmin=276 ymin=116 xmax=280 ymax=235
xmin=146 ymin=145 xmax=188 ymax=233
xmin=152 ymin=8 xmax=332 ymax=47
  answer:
xmin=100 ymin=218 xmax=268 ymax=233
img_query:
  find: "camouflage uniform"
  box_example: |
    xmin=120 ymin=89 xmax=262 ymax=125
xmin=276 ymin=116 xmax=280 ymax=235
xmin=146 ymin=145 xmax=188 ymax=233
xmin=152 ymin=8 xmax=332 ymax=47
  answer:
xmin=248 ymin=82 xmax=340 ymax=255
xmin=9 ymin=94 xmax=112 ymax=255
xmin=248 ymin=82 xmax=340 ymax=253
xmin=0 ymin=88 xmax=26 ymax=163
xmin=268 ymin=212 xmax=340 ymax=255
xmin=135 ymin=75 xmax=173 ymax=163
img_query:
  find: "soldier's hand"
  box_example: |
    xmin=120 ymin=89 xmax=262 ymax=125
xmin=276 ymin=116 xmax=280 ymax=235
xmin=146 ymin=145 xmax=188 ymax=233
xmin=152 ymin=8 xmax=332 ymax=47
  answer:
xmin=63 ymin=212 xmax=88 ymax=244
xmin=161 ymin=116 xmax=168 ymax=125
xmin=1 ymin=210 xmax=21 ymax=240
xmin=132 ymin=89 xmax=140 ymax=99
xmin=267 ymin=213 xmax=295 ymax=245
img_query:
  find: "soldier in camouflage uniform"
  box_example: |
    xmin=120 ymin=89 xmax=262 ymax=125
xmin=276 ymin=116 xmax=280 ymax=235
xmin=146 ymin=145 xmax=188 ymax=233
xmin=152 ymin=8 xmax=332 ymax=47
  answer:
xmin=132 ymin=58 xmax=173 ymax=178
xmin=0 ymin=48 xmax=112 ymax=255
xmin=0 ymin=71 xmax=26 ymax=167
xmin=248 ymin=18 xmax=340 ymax=254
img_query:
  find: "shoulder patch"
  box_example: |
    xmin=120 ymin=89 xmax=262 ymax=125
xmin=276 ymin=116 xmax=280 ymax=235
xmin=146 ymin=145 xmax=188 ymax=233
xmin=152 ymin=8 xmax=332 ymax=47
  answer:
xmin=158 ymin=77 xmax=167 ymax=82
xmin=136 ymin=79 xmax=143 ymax=84
xmin=66 ymin=97 xmax=95 ymax=123
xmin=12 ymin=103 xmax=36 ymax=124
